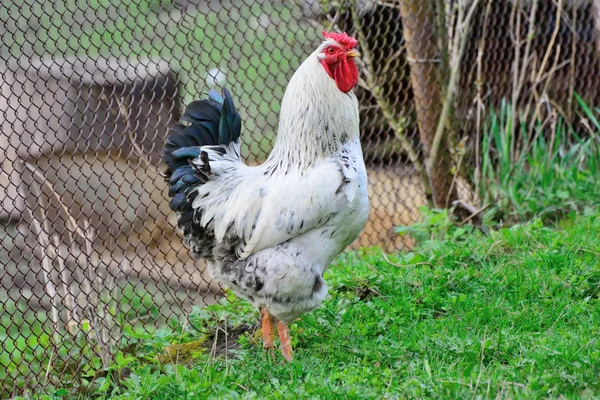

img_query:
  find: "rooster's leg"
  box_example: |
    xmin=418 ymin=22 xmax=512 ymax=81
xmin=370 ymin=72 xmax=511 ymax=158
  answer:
xmin=261 ymin=308 xmax=274 ymax=350
xmin=276 ymin=321 xmax=293 ymax=361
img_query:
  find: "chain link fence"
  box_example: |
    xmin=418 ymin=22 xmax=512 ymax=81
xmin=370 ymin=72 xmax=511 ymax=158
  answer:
xmin=1 ymin=0 xmax=598 ymax=396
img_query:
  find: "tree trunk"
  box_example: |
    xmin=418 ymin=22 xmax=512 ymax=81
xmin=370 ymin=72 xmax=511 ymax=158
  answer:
xmin=594 ymin=0 xmax=600 ymax=54
xmin=399 ymin=0 xmax=459 ymax=209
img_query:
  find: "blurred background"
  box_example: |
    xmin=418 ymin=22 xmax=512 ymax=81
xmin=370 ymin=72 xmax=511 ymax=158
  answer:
xmin=1 ymin=0 xmax=600 ymax=395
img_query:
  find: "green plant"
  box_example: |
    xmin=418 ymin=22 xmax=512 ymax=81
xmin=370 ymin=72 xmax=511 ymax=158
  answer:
xmin=395 ymin=206 xmax=474 ymax=249
xmin=476 ymin=98 xmax=600 ymax=224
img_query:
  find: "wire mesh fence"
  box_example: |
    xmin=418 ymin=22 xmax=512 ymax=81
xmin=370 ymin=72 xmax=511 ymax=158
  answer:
xmin=1 ymin=0 xmax=598 ymax=396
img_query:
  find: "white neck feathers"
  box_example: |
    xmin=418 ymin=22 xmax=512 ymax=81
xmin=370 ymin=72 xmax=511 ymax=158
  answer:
xmin=267 ymin=48 xmax=360 ymax=168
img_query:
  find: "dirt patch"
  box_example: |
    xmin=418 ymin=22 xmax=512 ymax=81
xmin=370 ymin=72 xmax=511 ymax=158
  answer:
xmin=336 ymin=281 xmax=381 ymax=301
xmin=159 ymin=323 xmax=257 ymax=363
xmin=202 ymin=322 xmax=257 ymax=357
xmin=357 ymin=166 xmax=424 ymax=253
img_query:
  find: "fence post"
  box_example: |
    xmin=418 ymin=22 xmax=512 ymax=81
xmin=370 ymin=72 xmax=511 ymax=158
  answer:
xmin=399 ymin=0 xmax=459 ymax=209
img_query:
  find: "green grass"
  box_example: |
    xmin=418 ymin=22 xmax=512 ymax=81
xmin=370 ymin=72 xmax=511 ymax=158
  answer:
xmin=19 ymin=211 xmax=600 ymax=399
xmin=476 ymin=98 xmax=600 ymax=224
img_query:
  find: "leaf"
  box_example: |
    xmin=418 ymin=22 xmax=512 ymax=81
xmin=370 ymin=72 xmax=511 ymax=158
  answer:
xmin=452 ymin=228 xmax=466 ymax=239
xmin=424 ymin=358 xmax=433 ymax=383
xmin=395 ymin=226 xmax=412 ymax=236
xmin=405 ymin=252 xmax=425 ymax=264
xmin=124 ymin=325 xmax=150 ymax=340
xmin=584 ymin=206 xmax=596 ymax=216
xmin=462 ymin=359 xmax=478 ymax=379
xmin=53 ymin=388 xmax=69 ymax=396
xmin=575 ymin=92 xmax=600 ymax=131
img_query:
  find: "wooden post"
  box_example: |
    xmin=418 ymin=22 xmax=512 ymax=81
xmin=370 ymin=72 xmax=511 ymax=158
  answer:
xmin=399 ymin=0 xmax=459 ymax=208
xmin=594 ymin=0 xmax=600 ymax=54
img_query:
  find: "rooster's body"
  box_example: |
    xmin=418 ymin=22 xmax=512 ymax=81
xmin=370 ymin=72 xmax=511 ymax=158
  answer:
xmin=162 ymin=32 xmax=369 ymax=360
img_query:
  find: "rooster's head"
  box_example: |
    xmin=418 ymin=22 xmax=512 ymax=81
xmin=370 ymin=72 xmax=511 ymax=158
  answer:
xmin=318 ymin=31 xmax=360 ymax=93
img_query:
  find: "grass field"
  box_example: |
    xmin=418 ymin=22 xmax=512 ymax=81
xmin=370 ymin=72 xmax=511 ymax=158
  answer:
xmin=16 ymin=210 xmax=599 ymax=399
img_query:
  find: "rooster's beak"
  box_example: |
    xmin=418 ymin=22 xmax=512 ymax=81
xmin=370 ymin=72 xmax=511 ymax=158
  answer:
xmin=346 ymin=49 xmax=360 ymax=58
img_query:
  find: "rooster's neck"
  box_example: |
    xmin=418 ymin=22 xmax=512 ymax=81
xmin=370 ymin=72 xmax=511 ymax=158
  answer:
xmin=267 ymin=52 xmax=360 ymax=169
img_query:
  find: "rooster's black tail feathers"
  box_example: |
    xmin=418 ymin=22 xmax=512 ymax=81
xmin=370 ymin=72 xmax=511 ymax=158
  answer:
xmin=161 ymin=88 xmax=241 ymax=213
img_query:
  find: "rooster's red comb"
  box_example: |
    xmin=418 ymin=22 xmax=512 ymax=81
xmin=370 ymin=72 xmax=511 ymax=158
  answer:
xmin=322 ymin=31 xmax=358 ymax=49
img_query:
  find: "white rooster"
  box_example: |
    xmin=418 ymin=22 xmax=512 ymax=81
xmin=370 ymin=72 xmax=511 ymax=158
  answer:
xmin=162 ymin=31 xmax=369 ymax=361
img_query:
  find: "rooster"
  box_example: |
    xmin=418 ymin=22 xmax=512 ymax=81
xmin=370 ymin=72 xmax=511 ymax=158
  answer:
xmin=161 ymin=31 xmax=369 ymax=361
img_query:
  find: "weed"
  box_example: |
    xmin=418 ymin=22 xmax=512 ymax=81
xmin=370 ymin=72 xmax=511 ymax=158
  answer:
xmin=476 ymin=98 xmax=600 ymax=224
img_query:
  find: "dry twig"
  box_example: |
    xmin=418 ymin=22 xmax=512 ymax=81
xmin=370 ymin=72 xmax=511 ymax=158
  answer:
xmin=428 ymin=0 xmax=480 ymax=173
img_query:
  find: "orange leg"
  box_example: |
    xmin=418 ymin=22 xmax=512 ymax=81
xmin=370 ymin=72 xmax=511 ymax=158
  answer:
xmin=277 ymin=321 xmax=293 ymax=361
xmin=261 ymin=308 xmax=274 ymax=350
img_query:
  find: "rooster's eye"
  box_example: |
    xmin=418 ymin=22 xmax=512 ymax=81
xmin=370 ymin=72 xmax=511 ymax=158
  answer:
xmin=327 ymin=47 xmax=335 ymax=54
